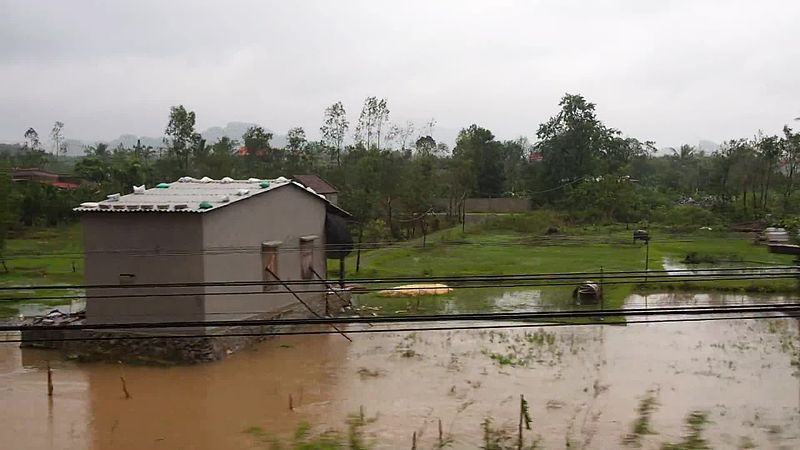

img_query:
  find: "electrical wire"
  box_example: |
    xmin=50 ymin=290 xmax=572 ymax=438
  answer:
xmin=4 ymin=302 xmax=799 ymax=333
xmin=0 ymin=233 xmax=769 ymax=259
xmin=2 ymin=312 xmax=797 ymax=344
xmin=0 ymin=265 xmax=795 ymax=293
xmin=1 ymin=273 xmax=796 ymax=304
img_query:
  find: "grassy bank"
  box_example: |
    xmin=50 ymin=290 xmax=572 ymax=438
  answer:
xmin=330 ymin=224 xmax=798 ymax=313
xmin=1 ymin=221 xmax=796 ymax=319
xmin=0 ymin=224 xmax=84 ymax=317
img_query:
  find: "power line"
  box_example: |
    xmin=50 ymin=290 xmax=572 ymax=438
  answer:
xmin=4 ymin=302 xmax=799 ymax=333
xmin=2 ymin=312 xmax=797 ymax=344
xmin=66 ymin=294 xmax=793 ymax=321
xmin=1 ymin=273 xmax=796 ymax=304
xmin=0 ymin=265 xmax=795 ymax=293
xmin=0 ymin=234 xmax=771 ymax=259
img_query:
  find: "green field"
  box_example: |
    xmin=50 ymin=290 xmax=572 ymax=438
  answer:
xmin=0 ymin=225 xmax=85 ymax=318
xmin=1 ymin=222 xmax=797 ymax=319
xmin=330 ymin=225 xmax=798 ymax=315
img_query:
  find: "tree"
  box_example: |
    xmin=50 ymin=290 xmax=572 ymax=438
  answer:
xmin=501 ymin=138 xmax=532 ymax=196
xmin=453 ymin=125 xmax=505 ymax=197
xmin=164 ymin=105 xmax=200 ymax=173
xmin=0 ymin=161 xmax=12 ymax=272
xmin=374 ymin=98 xmax=390 ymax=149
xmin=415 ymin=135 xmax=437 ymax=156
xmin=50 ymin=121 xmax=65 ymax=158
xmin=536 ymin=93 xmax=619 ymax=194
xmin=781 ymin=126 xmax=800 ymax=209
xmin=389 ymin=121 xmax=416 ymax=151
xmin=321 ymin=102 xmax=349 ymax=167
xmin=354 ymin=97 xmax=389 ymax=150
xmin=202 ymin=137 xmax=239 ymax=178
xmin=287 ymin=127 xmax=307 ymax=153
xmin=241 ymin=125 xmax=273 ymax=175
xmin=24 ymin=128 xmax=41 ymax=151
xmin=285 ymin=127 xmax=309 ymax=173
xmin=755 ymin=134 xmax=781 ymax=212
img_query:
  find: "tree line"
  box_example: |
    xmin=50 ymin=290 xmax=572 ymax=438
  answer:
xmin=1 ymin=94 xmax=799 ymax=244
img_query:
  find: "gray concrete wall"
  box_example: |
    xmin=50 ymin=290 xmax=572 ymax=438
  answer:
xmin=82 ymin=213 xmax=205 ymax=325
xmin=201 ymin=185 xmax=329 ymax=320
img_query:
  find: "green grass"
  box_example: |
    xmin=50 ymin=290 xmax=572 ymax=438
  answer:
xmin=331 ymin=225 xmax=798 ymax=315
xmin=2 ymin=221 xmax=796 ymax=319
xmin=1 ymin=224 xmax=84 ymax=285
xmin=0 ymin=224 xmax=84 ymax=318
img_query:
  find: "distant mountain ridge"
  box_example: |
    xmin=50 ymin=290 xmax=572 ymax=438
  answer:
xmin=56 ymin=122 xmax=287 ymax=156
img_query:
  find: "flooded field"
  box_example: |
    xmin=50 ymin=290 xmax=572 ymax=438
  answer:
xmin=1 ymin=292 xmax=799 ymax=449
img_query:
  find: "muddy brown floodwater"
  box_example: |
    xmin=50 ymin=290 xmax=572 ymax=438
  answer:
xmin=1 ymin=293 xmax=799 ymax=449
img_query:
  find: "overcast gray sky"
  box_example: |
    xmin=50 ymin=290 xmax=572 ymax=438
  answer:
xmin=1 ymin=0 xmax=798 ymax=148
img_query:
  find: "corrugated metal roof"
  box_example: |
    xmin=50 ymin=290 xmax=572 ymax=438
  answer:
xmin=74 ymin=176 xmax=348 ymax=215
xmin=292 ymin=174 xmax=338 ymax=194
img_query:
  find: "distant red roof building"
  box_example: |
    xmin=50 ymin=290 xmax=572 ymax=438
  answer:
xmin=52 ymin=181 xmax=81 ymax=189
xmin=528 ymin=151 xmax=543 ymax=162
xmin=12 ymin=168 xmax=81 ymax=190
xmin=237 ymin=146 xmax=268 ymax=157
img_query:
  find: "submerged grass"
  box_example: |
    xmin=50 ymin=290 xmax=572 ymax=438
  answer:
xmin=661 ymin=411 xmax=712 ymax=450
xmin=334 ymin=225 xmax=797 ymax=316
xmin=246 ymin=410 xmax=376 ymax=450
xmin=2 ymin=221 xmax=796 ymax=318
xmin=622 ymin=389 xmax=660 ymax=447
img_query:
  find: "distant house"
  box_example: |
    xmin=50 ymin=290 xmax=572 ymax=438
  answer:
xmin=67 ymin=176 xmax=352 ymax=361
xmin=292 ymin=174 xmax=339 ymax=205
xmin=528 ymin=151 xmax=543 ymax=162
xmin=12 ymin=168 xmax=81 ymax=189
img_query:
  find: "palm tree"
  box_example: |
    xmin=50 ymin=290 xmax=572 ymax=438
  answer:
xmin=671 ymin=144 xmax=696 ymax=161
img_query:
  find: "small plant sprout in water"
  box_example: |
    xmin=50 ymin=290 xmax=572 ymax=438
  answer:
xmin=622 ymin=388 xmax=660 ymax=447
xmin=661 ymin=410 xmax=712 ymax=450
xmin=244 ymin=408 xmax=377 ymax=450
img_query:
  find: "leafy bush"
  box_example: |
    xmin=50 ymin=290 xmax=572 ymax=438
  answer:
xmin=472 ymin=210 xmax=563 ymax=235
xmin=650 ymin=205 xmax=722 ymax=231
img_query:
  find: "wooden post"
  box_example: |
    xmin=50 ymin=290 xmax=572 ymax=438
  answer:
xmin=422 ymin=216 xmax=427 ymax=249
xmin=517 ymin=395 xmax=524 ymax=450
xmin=356 ymin=224 xmax=364 ymax=273
xmin=118 ymin=362 xmax=131 ymax=399
xmin=46 ymin=361 xmax=53 ymax=397
xmin=644 ymin=239 xmax=650 ymax=282
xmin=338 ymin=257 xmax=345 ymax=288
xmin=411 ymin=431 xmax=417 ymax=450
xmin=289 ymin=394 xmax=294 ymax=411
xmin=600 ymin=266 xmax=604 ymax=312
xmin=438 ymin=418 xmax=443 ymax=448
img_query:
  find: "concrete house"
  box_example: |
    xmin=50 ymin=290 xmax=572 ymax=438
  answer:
xmin=66 ymin=176 xmax=351 ymax=361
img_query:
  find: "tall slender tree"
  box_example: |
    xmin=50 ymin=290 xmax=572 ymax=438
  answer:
xmin=50 ymin=121 xmax=64 ymax=158
xmin=164 ymin=105 xmax=200 ymax=173
xmin=321 ymin=101 xmax=349 ymax=166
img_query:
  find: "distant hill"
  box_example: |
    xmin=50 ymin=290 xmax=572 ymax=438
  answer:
xmin=53 ymin=122 xmax=288 ymax=156
xmin=697 ymin=140 xmax=719 ymax=154
xmin=202 ymin=122 xmax=286 ymax=148
xmin=0 ymin=143 xmax=24 ymax=154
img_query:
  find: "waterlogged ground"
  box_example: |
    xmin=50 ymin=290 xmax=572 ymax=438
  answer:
xmin=0 ymin=293 xmax=799 ymax=449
